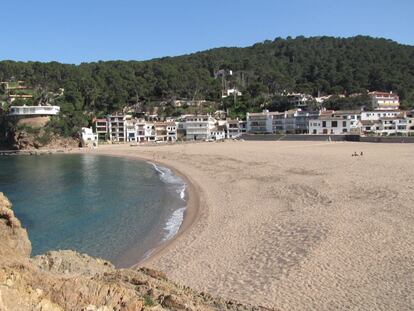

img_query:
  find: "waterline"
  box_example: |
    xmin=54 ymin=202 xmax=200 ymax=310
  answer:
xmin=149 ymin=162 xmax=187 ymax=242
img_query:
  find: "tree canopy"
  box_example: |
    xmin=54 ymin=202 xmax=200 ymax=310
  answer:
xmin=1 ymin=36 xmax=414 ymax=137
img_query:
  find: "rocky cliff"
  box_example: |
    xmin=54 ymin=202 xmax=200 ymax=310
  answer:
xmin=0 ymin=193 xmax=262 ymax=311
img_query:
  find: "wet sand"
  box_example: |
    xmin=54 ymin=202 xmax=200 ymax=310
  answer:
xmin=83 ymin=141 xmax=414 ymax=310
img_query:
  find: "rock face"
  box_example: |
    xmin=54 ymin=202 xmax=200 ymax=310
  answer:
xmin=0 ymin=193 xmax=261 ymax=311
xmin=10 ymin=129 xmax=79 ymax=150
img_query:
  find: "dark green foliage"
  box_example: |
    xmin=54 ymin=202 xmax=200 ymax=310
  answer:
xmin=0 ymin=36 xmax=413 ymax=136
xmin=323 ymin=94 xmax=372 ymax=110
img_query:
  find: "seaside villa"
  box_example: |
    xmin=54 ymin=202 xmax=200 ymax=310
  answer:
xmin=8 ymin=105 xmax=60 ymax=116
xmin=308 ymin=111 xmax=361 ymax=135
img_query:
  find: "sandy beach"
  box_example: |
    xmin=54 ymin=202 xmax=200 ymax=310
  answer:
xmin=83 ymin=140 xmax=414 ymax=310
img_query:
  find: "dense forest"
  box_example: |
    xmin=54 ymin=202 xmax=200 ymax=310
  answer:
xmin=1 ymin=36 xmax=414 ymax=136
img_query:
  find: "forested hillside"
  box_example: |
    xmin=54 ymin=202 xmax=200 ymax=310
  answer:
xmin=1 ymin=36 xmax=414 ymax=136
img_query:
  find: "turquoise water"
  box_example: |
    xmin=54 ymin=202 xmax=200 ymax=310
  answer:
xmin=0 ymin=154 xmax=186 ymax=267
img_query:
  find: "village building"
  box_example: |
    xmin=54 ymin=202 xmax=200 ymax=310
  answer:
xmin=95 ymin=118 xmax=108 ymax=141
xmin=144 ymin=121 xmax=156 ymax=142
xmin=81 ymin=127 xmax=98 ymax=147
xmin=308 ymin=111 xmax=361 ymax=135
xmin=239 ymin=120 xmax=247 ymax=133
xmin=210 ymin=128 xmax=226 ymax=140
xmin=179 ymin=115 xmax=216 ymax=141
xmin=108 ymin=114 xmax=127 ymax=142
xmin=126 ymin=119 xmax=138 ymax=142
xmin=272 ymin=109 xmax=321 ymax=134
xmin=154 ymin=122 xmax=168 ymax=142
xmin=369 ymin=91 xmax=400 ymax=110
xmin=226 ymin=119 xmax=241 ymax=139
xmin=361 ymin=110 xmax=402 ymax=121
xmin=166 ymin=121 xmax=177 ymax=142
xmin=222 ymin=88 xmax=242 ymax=98
xmin=246 ymin=110 xmax=274 ymax=133
xmin=8 ymin=105 xmax=60 ymax=116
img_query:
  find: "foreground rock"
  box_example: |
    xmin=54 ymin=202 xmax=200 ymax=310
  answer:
xmin=0 ymin=193 xmax=262 ymax=311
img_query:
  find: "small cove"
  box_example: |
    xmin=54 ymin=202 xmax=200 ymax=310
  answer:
xmin=0 ymin=154 xmax=186 ymax=267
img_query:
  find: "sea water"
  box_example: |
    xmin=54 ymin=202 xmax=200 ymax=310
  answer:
xmin=0 ymin=154 xmax=186 ymax=267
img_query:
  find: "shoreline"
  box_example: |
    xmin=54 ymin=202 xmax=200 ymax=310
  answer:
xmin=3 ymin=141 xmax=414 ymax=309
xmin=73 ymin=149 xmax=202 ymax=269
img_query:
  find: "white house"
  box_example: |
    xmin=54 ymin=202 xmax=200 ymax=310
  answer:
xmin=8 ymin=105 xmax=60 ymax=116
xmin=361 ymin=110 xmax=402 ymax=121
xmin=369 ymin=91 xmax=400 ymax=110
xmin=180 ymin=115 xmax=217 ymax=141
xmin=81 ymin=127 xmax=98 ymax=147
xmin=166 ymin=121 xmax=177 ymax=142
xmin=308 ymin=111 xmax=361 ymax=135
xmin=222 ymin=88 xmax=242 ymax=98
xmin=376 ymin=117 xmax=414 ymax=136
xmin=144 ymin=122 xmax=156 ymax=142
xmin=210 ymin=129 xmax=226 ymax=140
xmin=226 ymin=119 xmax=241 ymax=139
xmin=246 ymin=110 xmax=274 ymax=133
xmin=272 ymin=109 xmax=321 ymax=134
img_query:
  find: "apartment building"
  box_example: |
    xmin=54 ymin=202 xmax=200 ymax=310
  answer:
xmin=246 ymin=110 xmax=274 ymax=133
xmin=226 ymin=119 xmax=241 ymax=139
xmin=8 ymin=105 xmax=60 ymax=116
xmin=95 ymin=118 xmax=108 ymax=141
xmin=369 ymin=91 xmax=400 ymax=110
xmin=108 ymin=114 xmax=127 ymax=142
xmin=180 ymin=115 xmax=216 ymax=140
xmin=272 ymin=109 xmax=321 ymax=134
xmin=308 ymin=111 xmax=361 ymax=135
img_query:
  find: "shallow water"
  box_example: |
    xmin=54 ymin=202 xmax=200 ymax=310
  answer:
xmin=0 ymin=154 xmax=186 ymax=267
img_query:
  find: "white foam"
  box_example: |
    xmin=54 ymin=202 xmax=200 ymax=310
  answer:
xmin=149 ymin=162 xmax=187 ymax=241
xmin=163 ymin=207 xmax=186 ymax=241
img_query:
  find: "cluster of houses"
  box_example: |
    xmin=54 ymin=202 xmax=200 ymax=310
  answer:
xmin=83 ymin=114 xmax=247 ymax=145
xmin=4 ymin=88 xmax=414 ymax=147
xmin=247 ymin=91 xmax=414 ymax=136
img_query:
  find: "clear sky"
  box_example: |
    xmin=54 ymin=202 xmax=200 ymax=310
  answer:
xmin=2 ymin=0 xmax=413 ymax=64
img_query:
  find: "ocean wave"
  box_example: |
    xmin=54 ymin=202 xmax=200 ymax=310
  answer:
xmin=149 ymin=162 xmax=187 ymax=241
xmin=163 ymin=207 xmax=186 ymax=241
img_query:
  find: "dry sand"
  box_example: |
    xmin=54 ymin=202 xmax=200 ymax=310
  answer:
xmin=84 ymin=141 xmax=414 ymax=310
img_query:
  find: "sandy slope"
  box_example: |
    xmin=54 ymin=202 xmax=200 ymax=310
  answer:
xmin=86 ymin=141 xmax=414 ymax=310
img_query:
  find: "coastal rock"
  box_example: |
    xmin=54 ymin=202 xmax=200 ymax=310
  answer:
xmin=0 ymin=193 xmax=31 ymax=259
xmin=0 ymin=192 xmax=261 ymax=311
xmin=33 ymin=250 xmax=115 ymax=276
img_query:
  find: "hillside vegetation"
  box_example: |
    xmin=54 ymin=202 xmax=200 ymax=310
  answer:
xmin=1 ymin=36 xmax=414 ymax=136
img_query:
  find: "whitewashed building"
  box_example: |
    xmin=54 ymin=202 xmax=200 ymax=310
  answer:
xmin=8 ymin=105 xmax=60 ymax=116
xmin=180 ymin=115 xmax=217 ymax=140
xmin=81 ymin=127 xmax=98 ymax=147
xmin=361 ymin=110 xmax=402 ymax=121
xmin=369 ymin=91 xmax=400 ymax=110
xmin=272 ymin=109 xmax=321 ymax=134
xmin=309 ymin=111 xmax=361 ymax=135
xmin=246 ymin=110 xmax=274 ymax=133
xmin=226 ymin=119 xmax=241 ymax=139
xmin=166 ymin=121 xmax=177 ymax=142
xmin=210 ymin=129 xmax=226 ymax=140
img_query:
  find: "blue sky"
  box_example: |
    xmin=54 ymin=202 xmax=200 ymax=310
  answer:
xmin=2 ymin=0 xmax=413 ymax=64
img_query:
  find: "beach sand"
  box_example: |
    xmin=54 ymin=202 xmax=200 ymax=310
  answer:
xmin=84 ymin=141 xmax=414 ymax=310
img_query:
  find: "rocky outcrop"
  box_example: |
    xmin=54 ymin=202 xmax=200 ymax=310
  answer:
xmin=10 ymin=129 xmax=79 ymax=150
xmin=0 ymin=193 xmax=262 ymax=311
xmin=0 ymin=193 xmax=31 ymax=259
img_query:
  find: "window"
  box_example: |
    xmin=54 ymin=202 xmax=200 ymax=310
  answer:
xmin=332 ymin=121 xmax=338 ymax=127
xmin=343 ymin=121 xmax=346 ymax=127
xmin=322 ymin=121 xmax=326 ymax=128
